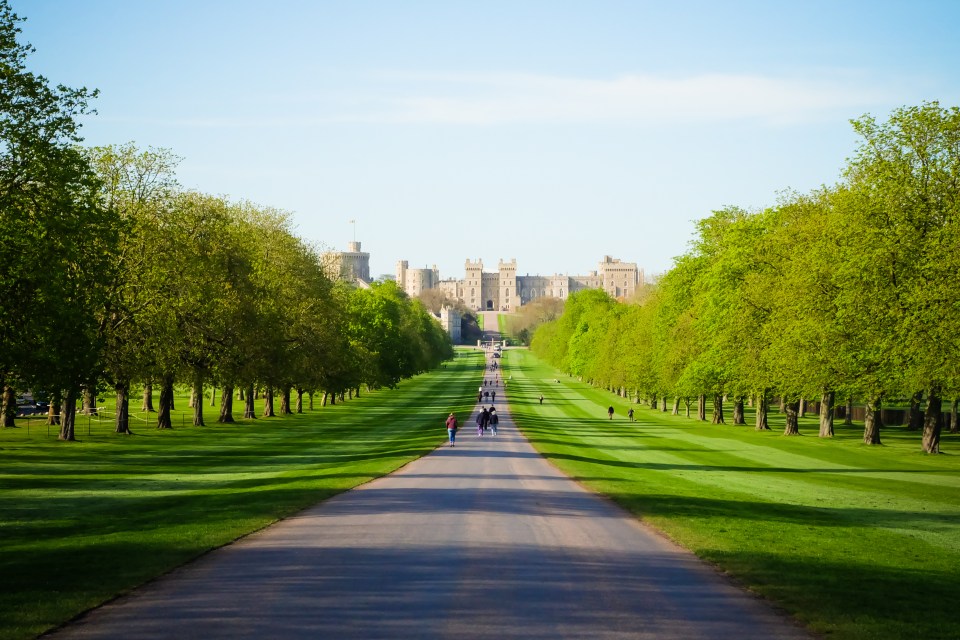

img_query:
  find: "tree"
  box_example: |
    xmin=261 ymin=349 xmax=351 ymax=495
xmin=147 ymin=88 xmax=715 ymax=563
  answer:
xmin=846 ymin=103 xmax=960 ymax=452
xmin=86 ymin=143 xmax=181 ymax=434
xmin=0 ymin=2 xmax=119 ymax=439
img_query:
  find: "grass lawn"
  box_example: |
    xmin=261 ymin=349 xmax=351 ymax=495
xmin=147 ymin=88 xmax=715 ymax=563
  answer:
xmin=0 ymin=349 xmax=482 ymax=640
xmin=503 ymin=348 xmax=960 ymax=640
xmin=496 ymin=313 xmax=512 ymax=341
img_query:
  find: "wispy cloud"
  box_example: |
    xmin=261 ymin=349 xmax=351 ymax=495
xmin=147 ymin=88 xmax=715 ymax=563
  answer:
xmin=374 ymin=71 xmax=899 ymax=126
xmin=102 ymin=70 xmax=904 ymax=128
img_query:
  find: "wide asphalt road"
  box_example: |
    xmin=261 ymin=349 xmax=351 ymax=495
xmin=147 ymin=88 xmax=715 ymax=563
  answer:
xmin=48 ymin=355 xmax=810 ymax=640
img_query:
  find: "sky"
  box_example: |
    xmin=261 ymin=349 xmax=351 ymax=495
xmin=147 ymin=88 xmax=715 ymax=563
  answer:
xmin=16 ymin=0 xmax=960 ymax=281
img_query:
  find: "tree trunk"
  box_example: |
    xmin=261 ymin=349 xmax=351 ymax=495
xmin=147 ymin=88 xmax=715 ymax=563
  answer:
xmin=142 ymin=381 xmax=155 ymax=412
xmin=322 ymin=391 xmax=328 ymax=407
xmin=48 ymin=392 xmax=61 ymax=425
xmin=192 ymin=376 xmax=205 ymax=427
xmin=355 ymin=386 xmax=360 ymax=398
xmin=711 ymin=394 xmax=725 ymax=424
xmin=330 ymin=392 xmax=336 ymax=405
xmin=907 ymin=392 xmax=923 ymax=430
xmin=819 ymin=390 xmax=835 ymax=438
xmin=697 ymin=394 xmax=706 ymax=421
xmin=798 ymin=397 xmax=806 ymax=418
xmin=238 ymin=387 xmax=244 ymax=401
xmin=660 ymin=396 xmax=667 ymax=412
xmin=922 ymin=386 xmax=942 ymax=454
xmin=779 ymin=396 xmax=785 ymax=413
xmin=157 ymin=375 xmax=174 ymax=429
xmin=59 ymin=387 xmax=78 ymax=441
xmin=650 ymin=396 xmax=657 ymax=410
xmin=115 ymin=382 xmax=132 ymax=434
xmin=279 ymin=386 xmax=292 ymax=415
xmin=348 ymin=388 xmax=353 ymax=400
xmin=309 ymin=391 xmax=314 ymax=411
xmin=1 ymin=385 xmax=15 ymax=427
xmin=219 ymin=385 xmax=235 ymax=423
xmin=188 ymin=387 xmax=196 ymax=408
xmin=783 ymin=400 xmax=800 ymax=435
xmin=950 ymin=399 xmax=959 ymax=434
xmin=755 ymin=391 xmax=770 ymax=431
xmin=296 ymin=388 xmax=304 ymax=414
xmin=243 ymin=383 xmax=256 ymax=419
xmin=210 ymin=387 xmax=217 ymax=406
xmin=672 ymin=397 xmax=680 ymax=416
xmin=732 ymin=397 xmax=745 ymax=425
xmin=684 ymin=397 xmax=690 ymax=418
xmin=863 ymin=396 xmax=881 ymax=445
xmin=844 ymin=396 xmax=853 ymax=426
xmin=82 ymin=384 xmax=98 ymax=416
xmin=262 ymin=386 xmax=275 ymax=417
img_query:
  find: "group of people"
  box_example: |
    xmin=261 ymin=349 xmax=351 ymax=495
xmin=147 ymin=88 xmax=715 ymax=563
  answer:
xmin=478 ymin=386 xmax=497 ymax=403
xmin=447 ymin=353 xmax=505 ymax=446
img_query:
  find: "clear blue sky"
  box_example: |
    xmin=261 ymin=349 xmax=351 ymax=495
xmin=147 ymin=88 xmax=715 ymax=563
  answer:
xmin=16 ymin=0 xmax=960 ymax=280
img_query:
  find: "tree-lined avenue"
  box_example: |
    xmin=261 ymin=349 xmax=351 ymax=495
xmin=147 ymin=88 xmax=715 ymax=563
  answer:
xmin=47 ymin=349 xmax=808 ymax=640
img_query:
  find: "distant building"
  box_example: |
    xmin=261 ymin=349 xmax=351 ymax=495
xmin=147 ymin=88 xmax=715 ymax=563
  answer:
xmin=438 ymin=306 xmax=462 ymax=343
xmin=395 ymin=260 xmax=440 ymax=297
xmin=397 ymin=256 xmax=642 ymax=312
xmin=325 ymin=241 xmax=371 ymax=287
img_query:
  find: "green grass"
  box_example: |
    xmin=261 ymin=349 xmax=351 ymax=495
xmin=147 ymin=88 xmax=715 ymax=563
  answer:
xmin=497 ymin=312 xmax=512 ymax=341
xmin=0 ymin=349 xmax=482 ymax=640
xmin=504 ymin=348 xmax=960 ymax=640
xmin=477 ymin=312 xmax=484 ymax=329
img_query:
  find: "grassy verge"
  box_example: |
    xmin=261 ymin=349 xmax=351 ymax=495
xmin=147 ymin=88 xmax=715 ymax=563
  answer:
xmin=497 ymin=313 xmax=512 ymax=341
xmin=0 ymin=349 xmax=482 ymax=640
xmin=504 ymin=348 xmax=960 ymax=640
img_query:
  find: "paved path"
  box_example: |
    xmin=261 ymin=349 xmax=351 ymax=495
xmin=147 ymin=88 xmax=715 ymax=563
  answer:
xmin=49 ymin=353 xmax=810 ymax=639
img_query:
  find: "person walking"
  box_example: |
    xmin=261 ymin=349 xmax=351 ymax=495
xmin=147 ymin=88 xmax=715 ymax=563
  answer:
xmin=445 ymin=413 xmax=458 ymax=447
xmin=477 ymin=408 xmax=488 ymax=436
xmin=627 ymin=407 xmax=635 ymax=422
xmin=539 ymin=394 xmax=544 ymax=405
xmin=607 ymin=406 xmax=615 ymax=419
xmin=489 ymin=406 xmax=499 ymax=435
xmin=491 ymin=391 xmax=496 ymax=403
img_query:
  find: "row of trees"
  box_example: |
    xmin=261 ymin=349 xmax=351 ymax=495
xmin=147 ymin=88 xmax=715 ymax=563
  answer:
xmin=0 ymin=4 xmax=452 ymax=439
xmin=532 ymin=101 xmax=960 ymax=454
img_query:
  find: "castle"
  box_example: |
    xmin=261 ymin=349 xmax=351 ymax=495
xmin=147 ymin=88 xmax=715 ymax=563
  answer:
xmin=395 ymin=256 xmax=642 ymax=312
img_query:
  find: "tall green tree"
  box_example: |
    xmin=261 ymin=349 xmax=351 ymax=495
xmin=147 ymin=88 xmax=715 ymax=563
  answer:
xmin=0 ymin=2 xmax=119 ymax=439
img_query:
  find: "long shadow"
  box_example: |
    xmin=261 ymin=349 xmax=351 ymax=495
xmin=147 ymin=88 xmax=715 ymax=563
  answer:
xmin=36 ymin=544 xmax=817 ymax=640
xmin=541 ymin=451 xmax=950 ymax=476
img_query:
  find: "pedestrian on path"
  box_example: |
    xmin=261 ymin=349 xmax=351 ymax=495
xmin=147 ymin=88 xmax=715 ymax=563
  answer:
xmin=477 ymin=408 xmax=488 ymax=436
xmin=445 ymin=413 xmax=458 ymax=447
xmin=628 ymin=407 xmax=635 ymax=421
xmin=607 ymin=406 xmax=615 ymax=419
xmin=491 ymin=391 xmax=496 ymax=403
xmin=489 ymin=406 xmax=499 ymax=435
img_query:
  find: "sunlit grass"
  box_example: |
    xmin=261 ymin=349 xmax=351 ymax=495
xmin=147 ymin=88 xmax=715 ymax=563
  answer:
xmin=504 ymin=348 xmax=960 ymax=640
xmin=0 ymin=349 xmax=482 ymax=640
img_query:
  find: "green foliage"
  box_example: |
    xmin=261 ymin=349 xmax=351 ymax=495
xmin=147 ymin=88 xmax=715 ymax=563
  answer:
xmin=0 ymin=1 xmax=119 ymax=398
xmin=530 ymin=102 xmax=960 ymax=450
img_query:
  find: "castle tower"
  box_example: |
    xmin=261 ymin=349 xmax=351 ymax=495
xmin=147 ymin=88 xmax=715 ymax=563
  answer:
xmin=498 ymin=258 xmax=517 ymax=312
xmin=465 ymin=259 xmax=483 ymax=310
xmin=396 ymin=260 xmax=409 ymax=291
